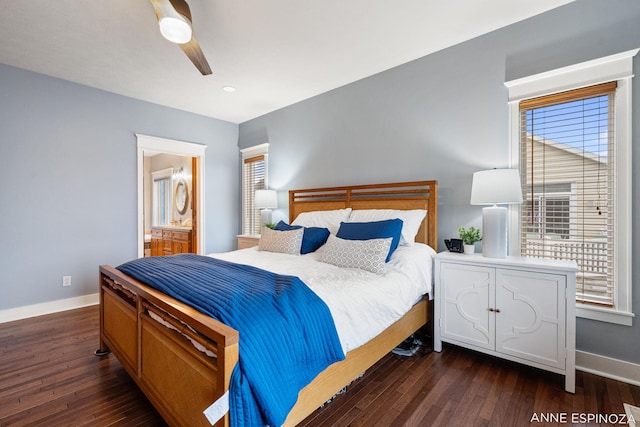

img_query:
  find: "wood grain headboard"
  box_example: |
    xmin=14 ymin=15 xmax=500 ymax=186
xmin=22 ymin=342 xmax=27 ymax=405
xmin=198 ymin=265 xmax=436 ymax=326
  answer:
xmin=289 ymin=181 xmax=438 ymax=249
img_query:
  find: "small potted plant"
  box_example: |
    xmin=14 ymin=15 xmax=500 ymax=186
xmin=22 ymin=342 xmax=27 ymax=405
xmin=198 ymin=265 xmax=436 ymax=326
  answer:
xmin=458 ymin=226 xmax=481 ymax=254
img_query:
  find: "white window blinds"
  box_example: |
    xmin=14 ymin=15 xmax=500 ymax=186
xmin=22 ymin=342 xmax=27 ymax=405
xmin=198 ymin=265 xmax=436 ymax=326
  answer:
xmin=242 ymin=154 xmax=266 ymax=235
xmin=519 ymin=82 xmax=617 ymax=306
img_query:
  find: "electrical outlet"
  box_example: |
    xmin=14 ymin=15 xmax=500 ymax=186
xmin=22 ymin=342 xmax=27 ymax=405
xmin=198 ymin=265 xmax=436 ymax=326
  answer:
xmin=63 ymin=276 xmax=71 ymax=287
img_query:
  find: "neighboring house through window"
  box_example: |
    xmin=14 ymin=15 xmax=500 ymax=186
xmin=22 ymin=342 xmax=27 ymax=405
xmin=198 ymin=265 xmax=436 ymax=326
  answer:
xmin=241 ymin=144 xmax=269 ymax=236
xmin=506 ymin=49 xmax=637 ymax=325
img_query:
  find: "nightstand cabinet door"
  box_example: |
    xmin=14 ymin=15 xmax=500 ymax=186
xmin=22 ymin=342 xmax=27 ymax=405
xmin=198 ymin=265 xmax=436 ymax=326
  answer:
xmin=439 ymin=263 xmax=495 ymax=351
xmin=495 ymin=269 xmax=566 ymax=369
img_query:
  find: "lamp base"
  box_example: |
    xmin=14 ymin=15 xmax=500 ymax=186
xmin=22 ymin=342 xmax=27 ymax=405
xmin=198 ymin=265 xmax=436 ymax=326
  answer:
xmin=260 ymin=209 xmax=273 ymax=227
xmin=482 ymin=205 xmax=507 ymax=258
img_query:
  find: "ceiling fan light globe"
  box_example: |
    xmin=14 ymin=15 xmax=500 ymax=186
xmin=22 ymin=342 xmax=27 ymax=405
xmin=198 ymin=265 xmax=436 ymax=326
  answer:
xmin=159 ymin=17 xmax=192 ymax=44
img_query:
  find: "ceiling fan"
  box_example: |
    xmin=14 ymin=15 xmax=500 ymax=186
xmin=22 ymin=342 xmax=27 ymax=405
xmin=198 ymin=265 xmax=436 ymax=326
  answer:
xmin=150 ymin=0 xmax=212 ymax=75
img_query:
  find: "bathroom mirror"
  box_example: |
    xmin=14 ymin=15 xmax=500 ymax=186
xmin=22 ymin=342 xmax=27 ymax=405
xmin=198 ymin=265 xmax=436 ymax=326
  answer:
xmin=175 ymin=179 xmax=189 ymax=215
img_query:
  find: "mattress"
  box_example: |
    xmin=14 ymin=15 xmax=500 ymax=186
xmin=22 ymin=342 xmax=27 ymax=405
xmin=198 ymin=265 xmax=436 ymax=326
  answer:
xmin=212 ymin=242 xmax=435 ymax=354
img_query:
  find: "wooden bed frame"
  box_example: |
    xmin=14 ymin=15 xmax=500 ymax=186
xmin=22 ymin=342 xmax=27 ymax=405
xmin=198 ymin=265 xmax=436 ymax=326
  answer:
xmin=97 ymin=180 xmax=438 ymax=427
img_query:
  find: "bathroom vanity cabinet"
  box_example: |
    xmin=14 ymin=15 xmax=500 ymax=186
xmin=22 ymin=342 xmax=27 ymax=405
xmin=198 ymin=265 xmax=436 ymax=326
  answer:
xmin=150 ymin=227 xmax=193 ymax=256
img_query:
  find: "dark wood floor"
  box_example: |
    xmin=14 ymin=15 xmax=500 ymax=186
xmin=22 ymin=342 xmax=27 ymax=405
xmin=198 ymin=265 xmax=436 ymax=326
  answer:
xmin=1 ymin=306 xmax=639 ymax=426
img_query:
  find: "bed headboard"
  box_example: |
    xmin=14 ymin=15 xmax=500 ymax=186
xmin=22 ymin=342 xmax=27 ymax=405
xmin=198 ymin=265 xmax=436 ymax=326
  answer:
xmin=289 ymin=181 xmax=438 ymax=249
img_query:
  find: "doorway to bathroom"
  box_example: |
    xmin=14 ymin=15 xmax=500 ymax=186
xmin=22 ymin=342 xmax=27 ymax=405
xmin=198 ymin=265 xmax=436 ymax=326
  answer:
xmin=136 ymin=134 xmax=206 ymax=258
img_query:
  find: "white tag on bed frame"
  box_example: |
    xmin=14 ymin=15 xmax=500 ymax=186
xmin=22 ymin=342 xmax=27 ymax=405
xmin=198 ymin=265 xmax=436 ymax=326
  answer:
xmin=203 ymin=390 xmax=229 ymax=425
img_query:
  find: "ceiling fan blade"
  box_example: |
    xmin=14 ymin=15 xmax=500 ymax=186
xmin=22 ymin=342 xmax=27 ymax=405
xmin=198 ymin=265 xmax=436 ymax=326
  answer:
xmin=167 ymin=0 xmax=192 ymax=21
xmin=150 ymin=0 xmax=212 ymax=76
xmin=180 ymin=35 xmax=212 ymax=75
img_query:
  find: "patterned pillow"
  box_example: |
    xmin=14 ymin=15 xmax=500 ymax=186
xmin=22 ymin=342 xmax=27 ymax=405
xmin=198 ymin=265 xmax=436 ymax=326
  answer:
xmin=273 ymin=220 xmax=330 ymax=254
xmin=258 ymin=227 xmax=303 ymax=255
xmin=336 ymin=218 xmax=403 ymax=262
xmin=319 ymin=235 xmax=392 ymax=275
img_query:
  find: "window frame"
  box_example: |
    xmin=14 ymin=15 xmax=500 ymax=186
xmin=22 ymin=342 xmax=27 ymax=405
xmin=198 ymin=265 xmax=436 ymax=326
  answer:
xmin=240 ymin=143 xmax=269 ymax=236
xmin=505 ymin=49 xmax=638 ymax=326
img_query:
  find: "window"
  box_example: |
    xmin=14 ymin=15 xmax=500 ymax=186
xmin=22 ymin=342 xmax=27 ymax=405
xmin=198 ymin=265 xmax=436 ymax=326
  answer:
xmin=519 ymin=84 xmax=615 ymax=306
xmin=506 ymin=49 xmax=637 ymax=325
xmin=152 ymin=168 xmax=173 ymax=226
xmin=241 ymin=144 xmax=269 ymax=235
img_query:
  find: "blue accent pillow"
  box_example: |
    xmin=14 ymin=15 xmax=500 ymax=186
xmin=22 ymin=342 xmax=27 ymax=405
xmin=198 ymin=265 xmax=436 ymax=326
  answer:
xmin=274 ymin=221 xmax=331 ymax=254
xmin=336 ymin=219 xmax=403 ymax=262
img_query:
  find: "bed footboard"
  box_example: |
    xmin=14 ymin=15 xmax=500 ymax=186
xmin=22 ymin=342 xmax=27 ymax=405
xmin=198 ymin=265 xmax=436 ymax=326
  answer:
xmin=97 ymin=265 xmax=239 ymax=427
xmin=98 ymin=266 xmax=430 ymax=427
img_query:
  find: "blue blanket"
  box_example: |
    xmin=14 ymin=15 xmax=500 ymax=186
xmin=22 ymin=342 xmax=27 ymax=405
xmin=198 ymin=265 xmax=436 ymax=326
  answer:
xmin=117 ymin=254 xmax=345 ymax=427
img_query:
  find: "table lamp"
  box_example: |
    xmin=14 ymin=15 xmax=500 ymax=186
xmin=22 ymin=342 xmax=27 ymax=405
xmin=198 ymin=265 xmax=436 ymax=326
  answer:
xmin=255 ymin=189 xmax=277 ymax=227
xmin=470 ymin=169 xmax=523 ymax=258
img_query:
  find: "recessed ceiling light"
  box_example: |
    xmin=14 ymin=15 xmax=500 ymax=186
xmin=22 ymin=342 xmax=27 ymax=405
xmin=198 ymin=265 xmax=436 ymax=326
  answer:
xmin=222 ymin=86 xmax=236 ymax=92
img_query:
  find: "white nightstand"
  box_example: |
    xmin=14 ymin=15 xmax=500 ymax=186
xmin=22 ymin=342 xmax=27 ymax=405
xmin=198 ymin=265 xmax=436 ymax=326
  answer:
xmin=434 ymin=251 xmax=578 ymax=393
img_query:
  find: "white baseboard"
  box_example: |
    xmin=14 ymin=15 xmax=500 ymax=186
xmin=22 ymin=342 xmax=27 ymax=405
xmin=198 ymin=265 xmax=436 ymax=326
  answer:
xmin=576 ymin=350 xmax=640 ymax=387
xmin=0 ymin=293 xmax=99 ymax=324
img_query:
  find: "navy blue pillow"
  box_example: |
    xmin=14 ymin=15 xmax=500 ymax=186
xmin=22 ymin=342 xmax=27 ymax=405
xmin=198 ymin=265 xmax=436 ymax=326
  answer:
xmin=274 ymin=220 xmax=301 ymax=232
xmin=274 ymin=221 xmax=330 ymax=254
xmin=336 ymin=219 xmax=403 ymax=262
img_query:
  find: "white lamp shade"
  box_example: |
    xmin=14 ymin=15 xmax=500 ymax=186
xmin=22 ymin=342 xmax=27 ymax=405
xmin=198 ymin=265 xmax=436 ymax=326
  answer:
xmin=470 ymin=169 xmax=523 ymax=205
xmin=255 ymin=190 xmax=278 ymax=209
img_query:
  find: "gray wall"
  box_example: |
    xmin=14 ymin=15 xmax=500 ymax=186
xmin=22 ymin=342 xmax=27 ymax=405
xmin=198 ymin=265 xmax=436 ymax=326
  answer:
xmin=239 ymin=0 xmax=640 ymax=364
xmin=0 ymin=64 xmax=239 ymax=311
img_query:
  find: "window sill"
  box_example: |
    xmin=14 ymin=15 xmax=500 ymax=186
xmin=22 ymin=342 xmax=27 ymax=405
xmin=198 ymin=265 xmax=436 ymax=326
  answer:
xmin=576 ymin=303 xmax=634 ymax=326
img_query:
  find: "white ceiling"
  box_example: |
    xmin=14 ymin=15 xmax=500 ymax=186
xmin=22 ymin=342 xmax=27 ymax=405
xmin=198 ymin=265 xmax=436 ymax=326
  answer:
xmin=0 ymin=0 xmax=573 ymax=124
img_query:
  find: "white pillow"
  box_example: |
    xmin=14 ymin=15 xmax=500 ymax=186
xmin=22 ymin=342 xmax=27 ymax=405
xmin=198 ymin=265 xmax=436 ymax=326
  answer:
xmin=348 ymin=209 xmax=426 ymax=246
xmin=319 ymin=235 xmax=391 ymax=275
xmin=258 ymin=227 xmax=303 ymax=255
xmin=291 ymin=208 xmax=352 ymax=235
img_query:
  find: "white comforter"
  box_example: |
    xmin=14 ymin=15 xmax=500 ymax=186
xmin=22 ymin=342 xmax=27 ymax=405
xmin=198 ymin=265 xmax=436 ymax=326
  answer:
xmin=211 ymin=243 xmax=435 ymax=354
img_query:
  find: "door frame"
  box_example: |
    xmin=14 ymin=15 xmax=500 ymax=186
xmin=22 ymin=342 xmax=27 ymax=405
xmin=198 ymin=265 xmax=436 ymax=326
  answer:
xmin=136 ymin=133 xmax=207 ymax=258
